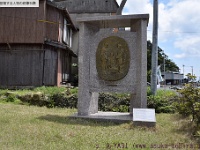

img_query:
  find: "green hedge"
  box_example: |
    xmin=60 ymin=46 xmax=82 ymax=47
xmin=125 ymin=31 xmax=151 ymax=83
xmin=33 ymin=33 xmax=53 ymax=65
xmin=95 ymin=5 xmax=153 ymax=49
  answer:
xmin=0 ymin=87 xmax=177 ymax=113
xmin=147 ymin=95 xmax=175 ymax=113
xmin=98 ymin=93 xmax=130 ymax=112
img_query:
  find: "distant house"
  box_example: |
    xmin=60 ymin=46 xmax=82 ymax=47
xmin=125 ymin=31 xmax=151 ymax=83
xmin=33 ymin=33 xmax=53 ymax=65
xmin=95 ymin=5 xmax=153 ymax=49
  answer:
xmin=161 ymin=71 xmax=184 ymax=85
xmin=0 ymin=0 xmax=77 ymax=88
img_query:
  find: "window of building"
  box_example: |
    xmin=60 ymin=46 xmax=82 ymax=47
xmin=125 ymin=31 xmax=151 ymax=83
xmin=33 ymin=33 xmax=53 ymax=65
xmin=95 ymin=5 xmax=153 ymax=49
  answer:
xmin=63 ymin=18 xmax=72 ymax=47
xmin=61 ymin=51 xmax=71 ymax=83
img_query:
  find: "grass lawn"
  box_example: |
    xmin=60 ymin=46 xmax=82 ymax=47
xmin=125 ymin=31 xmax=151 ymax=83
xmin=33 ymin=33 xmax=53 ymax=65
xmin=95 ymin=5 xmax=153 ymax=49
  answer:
xmin=0 ymin=103 xmax=199 ymax=150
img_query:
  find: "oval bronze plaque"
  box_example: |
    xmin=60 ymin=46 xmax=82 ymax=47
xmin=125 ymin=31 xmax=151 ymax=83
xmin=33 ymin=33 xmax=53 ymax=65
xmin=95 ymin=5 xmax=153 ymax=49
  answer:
xmin=96 ymin=36 xmax=130 ymax=81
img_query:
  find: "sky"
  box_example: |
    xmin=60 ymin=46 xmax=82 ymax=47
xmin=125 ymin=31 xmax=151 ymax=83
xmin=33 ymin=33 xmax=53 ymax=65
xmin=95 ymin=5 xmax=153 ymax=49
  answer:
xmin=116 ymin=0 xmax=200 ymax=80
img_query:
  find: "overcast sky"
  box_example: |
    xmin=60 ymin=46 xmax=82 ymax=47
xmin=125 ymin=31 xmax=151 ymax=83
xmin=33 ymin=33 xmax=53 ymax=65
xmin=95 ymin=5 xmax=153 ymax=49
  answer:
xmin=117 ymin=0 xmax=200 ymax=79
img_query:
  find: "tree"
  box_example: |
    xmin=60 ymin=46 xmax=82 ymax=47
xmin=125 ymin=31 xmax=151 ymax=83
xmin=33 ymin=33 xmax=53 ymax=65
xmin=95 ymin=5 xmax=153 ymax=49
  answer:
xmin=147 ymin=40 xmax=180 ymax=82
xmin=186 ymin=73 xmax=196 ymax=82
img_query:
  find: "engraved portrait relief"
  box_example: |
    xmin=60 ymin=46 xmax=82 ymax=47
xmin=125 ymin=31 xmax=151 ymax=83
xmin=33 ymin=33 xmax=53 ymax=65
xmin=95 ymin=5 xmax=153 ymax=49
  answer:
xmin=96 ymin=36 xmax=130 ymax=81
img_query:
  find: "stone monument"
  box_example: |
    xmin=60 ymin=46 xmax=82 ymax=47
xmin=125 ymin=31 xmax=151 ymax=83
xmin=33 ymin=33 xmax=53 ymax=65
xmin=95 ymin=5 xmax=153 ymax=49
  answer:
xmin=77 ymin=14 xmax=149 ymax=118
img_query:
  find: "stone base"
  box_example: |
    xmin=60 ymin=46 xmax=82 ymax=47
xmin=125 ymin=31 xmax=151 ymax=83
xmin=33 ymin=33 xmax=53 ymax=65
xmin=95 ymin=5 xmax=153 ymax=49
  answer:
xmin=70 ymin=111 xmax=132 ymax=123
xmin=133 ymin=121 xmax=156 ymax=128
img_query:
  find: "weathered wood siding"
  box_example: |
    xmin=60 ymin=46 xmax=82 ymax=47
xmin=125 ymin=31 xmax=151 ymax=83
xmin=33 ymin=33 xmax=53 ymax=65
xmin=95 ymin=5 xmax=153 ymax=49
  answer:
xmin=43 ymin=46 xmax=58 ymax=85
xmin=0 ymin=44 xmax=59 ymax=87
xmin=46 ymin=5 xmax=60 ymax=41
xmin=0 ymin=44 xmax=44 ymax=87
xmin=0 ymin=0 xmax=46 ymax=43
xmin=55 ymin=0 xmax=118 ymax=13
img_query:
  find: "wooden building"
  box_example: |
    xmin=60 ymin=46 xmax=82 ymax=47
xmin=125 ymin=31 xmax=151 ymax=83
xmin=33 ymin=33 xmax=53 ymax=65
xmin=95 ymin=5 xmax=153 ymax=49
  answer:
xmin=0 ymin=0 xmax=77 ymax=88
xmin=0 ymin=0 xmax=119 ymax=88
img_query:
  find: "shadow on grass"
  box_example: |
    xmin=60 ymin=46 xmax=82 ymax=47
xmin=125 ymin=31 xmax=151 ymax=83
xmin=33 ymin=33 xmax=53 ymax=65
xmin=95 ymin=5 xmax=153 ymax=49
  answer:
xmin=38 ymin=114 xmax=130 ymax=127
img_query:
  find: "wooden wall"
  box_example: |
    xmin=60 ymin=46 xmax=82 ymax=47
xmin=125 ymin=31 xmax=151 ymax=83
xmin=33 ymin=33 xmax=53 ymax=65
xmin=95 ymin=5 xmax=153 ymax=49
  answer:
xmin=45 ymin=5 xmax=61 ymax=42
xmin=0 ymin=0 xmax=46 ymax=43
xmin=0 ymin=44 xmax=58 ymax=87
xmin=0 ymin=44 xmax=44 ymax=87
xmin=43 ymin=45 xmax=57 ymax=85
xmin=0 ymin=1 xmax=72 ymax=44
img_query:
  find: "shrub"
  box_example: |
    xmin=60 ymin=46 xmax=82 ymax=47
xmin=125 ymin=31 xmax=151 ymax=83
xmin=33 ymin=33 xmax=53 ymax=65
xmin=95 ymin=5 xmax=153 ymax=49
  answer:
xmin=147 ymin=94 xmax=175 ymax=113
xmin=0 ymin=89 xmax=9 ymax=96
xmin=0 ymin=87 xmax=177 ymax=114
xmin=67 ymin=95 xmax=78 ymax=108
xmin=173 ymin=84 xmax=200 ymax=126
xmin=19 ymin=92 xmax=49 ymax=107
xmin=6 ymin=95 xmax=17 ymax=102
xmin=50 ymin=93 xmax=67 ymax=108
xmin=98 ymin=93 xmax=130 ymax=112
xmin=147 ymin=89 xmax=177 ymax=113
xmin=49 ymin=93 xmax=78 ymax=108
xmin=0 ymin=91 xmax=20 ymax=103
xmin=147 ymin=87 xmax=152 ymax=96
xmin=17 ymin=88 xmax=78 ymax=108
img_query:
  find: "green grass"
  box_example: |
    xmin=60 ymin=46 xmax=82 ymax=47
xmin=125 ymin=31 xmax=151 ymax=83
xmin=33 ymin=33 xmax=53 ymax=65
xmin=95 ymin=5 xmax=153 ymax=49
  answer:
xmin=34 ymin=86 xmax=67 ymax=95
xmin=0 ymin=86 xmax=68 ymax=97
xmin=0 ymin=103 xmax=199 ymax=150
xmin=156 ymin=89 xmax=177 ymax=98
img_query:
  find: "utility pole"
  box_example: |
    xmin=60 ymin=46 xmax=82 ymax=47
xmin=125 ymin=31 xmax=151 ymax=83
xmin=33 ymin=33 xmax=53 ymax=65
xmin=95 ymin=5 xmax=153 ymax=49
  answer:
xmin=191 ymin=66 xmax=193 ymax=76
xmin=151 ymin=0 xmax=159 ymax=95
xmin=184 ymin=65 xmax=193 ymax=76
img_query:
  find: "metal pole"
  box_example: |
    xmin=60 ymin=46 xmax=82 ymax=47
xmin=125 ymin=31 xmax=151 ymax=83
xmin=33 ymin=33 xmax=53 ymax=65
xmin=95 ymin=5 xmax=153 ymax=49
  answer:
xmin=151 ymin=0 xmax=159 ymax=95
xmin=163 ymin=55 xmax=166 ymax=86
xmin=191 ymin=66 xmax=193 ymax=76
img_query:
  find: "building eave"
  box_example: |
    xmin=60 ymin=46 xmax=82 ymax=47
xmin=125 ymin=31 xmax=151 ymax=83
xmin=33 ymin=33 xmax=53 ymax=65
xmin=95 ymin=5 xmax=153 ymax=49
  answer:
xmin=45 ymin=40 xmax=77 ymax=57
